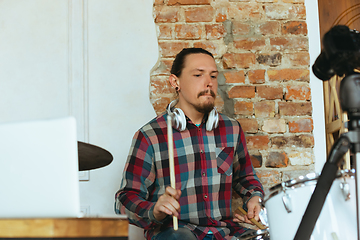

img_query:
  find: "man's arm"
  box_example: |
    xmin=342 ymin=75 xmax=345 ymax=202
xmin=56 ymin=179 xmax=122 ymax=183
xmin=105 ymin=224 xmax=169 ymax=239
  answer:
xmin=114 ymin=130 xmax=161 ymax=229
xmin=232 ymin=123 xmax=264 ymax=222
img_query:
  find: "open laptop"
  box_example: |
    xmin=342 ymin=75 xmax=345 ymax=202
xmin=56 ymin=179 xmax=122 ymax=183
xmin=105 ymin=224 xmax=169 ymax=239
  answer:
xmin=0 ymin=116 xmax=81 ymax=218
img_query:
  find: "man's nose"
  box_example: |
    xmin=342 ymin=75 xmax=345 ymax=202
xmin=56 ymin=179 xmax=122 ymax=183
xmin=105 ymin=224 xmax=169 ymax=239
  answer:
xmin=206 ymin=75 xmax=213 ymax=87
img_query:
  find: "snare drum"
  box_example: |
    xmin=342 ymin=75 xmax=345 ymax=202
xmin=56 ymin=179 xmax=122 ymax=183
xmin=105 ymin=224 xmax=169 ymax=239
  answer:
xmin=238 ymin=228 xmax=270 ymax=240
xmin=264 ymin=169 xmax=356 ymax=240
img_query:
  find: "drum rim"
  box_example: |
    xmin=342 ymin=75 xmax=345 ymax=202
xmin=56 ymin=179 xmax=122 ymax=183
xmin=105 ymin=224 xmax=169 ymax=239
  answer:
xmin=264 ymin=169 xmax=355 ymax=202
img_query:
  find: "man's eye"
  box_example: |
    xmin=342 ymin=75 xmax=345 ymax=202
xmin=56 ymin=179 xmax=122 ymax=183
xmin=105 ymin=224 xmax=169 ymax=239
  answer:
xmin=211 ymin=75 xmax=217 ymax=79
xmin=194 ymin=74 xmax=201 ymax=77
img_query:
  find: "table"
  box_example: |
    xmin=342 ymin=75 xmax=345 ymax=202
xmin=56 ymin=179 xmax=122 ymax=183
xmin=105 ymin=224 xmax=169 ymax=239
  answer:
xmin=0 ymin=218 xmax=128 ymax=239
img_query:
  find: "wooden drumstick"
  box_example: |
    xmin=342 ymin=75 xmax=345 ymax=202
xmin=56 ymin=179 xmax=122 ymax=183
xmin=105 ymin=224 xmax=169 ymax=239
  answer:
xmin=237 ymin=206 xmax=266 ymax=230
xmin=167 ymin=114 xmax=178 ymax=231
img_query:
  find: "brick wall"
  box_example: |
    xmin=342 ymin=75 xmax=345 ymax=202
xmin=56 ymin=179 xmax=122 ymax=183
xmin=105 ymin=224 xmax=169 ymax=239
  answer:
xmin=150 ymin=0 xmax=315 ymax=190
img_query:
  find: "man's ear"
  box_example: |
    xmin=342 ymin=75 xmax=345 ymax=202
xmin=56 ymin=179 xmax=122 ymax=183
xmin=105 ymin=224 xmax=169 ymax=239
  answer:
xmin=169 ymin=74 xmax=179 ymax=90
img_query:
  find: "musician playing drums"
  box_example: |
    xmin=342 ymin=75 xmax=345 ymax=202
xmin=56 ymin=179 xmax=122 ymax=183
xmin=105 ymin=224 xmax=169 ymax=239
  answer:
xmin=115 ymin=48 xmax=264 ymax=240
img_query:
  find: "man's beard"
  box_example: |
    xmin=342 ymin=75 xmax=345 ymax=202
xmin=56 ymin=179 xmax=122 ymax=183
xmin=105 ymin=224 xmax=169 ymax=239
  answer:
xmin=194 ymin=89 xmax=216 ymax=114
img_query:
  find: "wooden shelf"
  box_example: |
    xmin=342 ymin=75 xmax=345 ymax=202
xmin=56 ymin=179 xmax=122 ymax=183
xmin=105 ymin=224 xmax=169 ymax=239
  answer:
xmin=0 ymin=218 xmax=128 ymax=238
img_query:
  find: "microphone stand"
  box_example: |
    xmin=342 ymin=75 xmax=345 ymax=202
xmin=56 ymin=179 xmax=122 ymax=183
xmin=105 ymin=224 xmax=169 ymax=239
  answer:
xmin=294 ymin=72 xmax=360 ymax=240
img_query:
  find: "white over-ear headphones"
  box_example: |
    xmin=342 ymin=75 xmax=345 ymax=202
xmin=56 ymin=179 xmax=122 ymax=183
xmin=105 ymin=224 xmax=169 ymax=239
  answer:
xmin=167 ymin=100 xmax=219 ymax=131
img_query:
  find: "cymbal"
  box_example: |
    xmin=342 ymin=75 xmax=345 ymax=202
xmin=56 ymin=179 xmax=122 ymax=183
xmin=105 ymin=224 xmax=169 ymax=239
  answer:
xmin=78 ymin=141 xmax=113 ymax=171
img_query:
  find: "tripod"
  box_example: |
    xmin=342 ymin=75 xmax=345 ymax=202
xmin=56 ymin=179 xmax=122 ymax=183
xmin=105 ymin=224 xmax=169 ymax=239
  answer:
xmin=294 ymin=72 xmax=360 ymax=239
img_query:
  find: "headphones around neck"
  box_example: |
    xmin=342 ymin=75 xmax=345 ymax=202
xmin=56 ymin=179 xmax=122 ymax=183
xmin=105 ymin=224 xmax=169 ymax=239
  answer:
xmin=167 ymin=100 xmax=219 ymax=132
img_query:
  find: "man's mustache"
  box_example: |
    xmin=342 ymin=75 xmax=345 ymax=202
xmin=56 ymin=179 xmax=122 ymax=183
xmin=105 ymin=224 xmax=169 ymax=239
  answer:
xmin=198 ymin=89 xmax=216 ymax=98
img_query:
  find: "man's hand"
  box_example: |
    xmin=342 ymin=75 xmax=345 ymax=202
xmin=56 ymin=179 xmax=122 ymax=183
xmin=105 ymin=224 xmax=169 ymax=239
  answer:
xmin=153 ymin=186 xmax=181 ymax=221
xmin=233 ymin=196 xmax=262 ymax=224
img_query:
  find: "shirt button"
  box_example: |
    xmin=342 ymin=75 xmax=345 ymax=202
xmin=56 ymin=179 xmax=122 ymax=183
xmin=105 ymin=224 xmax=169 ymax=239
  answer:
xmin=202 ymin=172 xmax=206 ymax=177
xmin=200 ymin=150 xmax=204 ymax=153
xmin=204 ymin=195 xmax=208 ymax=199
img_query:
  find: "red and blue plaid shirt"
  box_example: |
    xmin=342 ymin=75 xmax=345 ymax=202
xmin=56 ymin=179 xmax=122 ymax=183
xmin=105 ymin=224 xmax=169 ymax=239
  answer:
xmin=115 ymin=111 xmax=264 ymax=240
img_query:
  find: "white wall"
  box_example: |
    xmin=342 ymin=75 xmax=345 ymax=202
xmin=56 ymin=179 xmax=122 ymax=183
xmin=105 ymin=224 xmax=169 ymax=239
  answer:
xmin=0 ymin=0 xmax=158 ymax=219
xmin=81 ymin=0 xmax=159 ymax=216
xmin=305 ymin=0 xmax=327 ymax=172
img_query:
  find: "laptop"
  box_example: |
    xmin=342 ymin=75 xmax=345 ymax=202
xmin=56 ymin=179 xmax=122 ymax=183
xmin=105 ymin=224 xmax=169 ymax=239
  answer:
xmin=0 ymin=116 xmax=81 ymax=218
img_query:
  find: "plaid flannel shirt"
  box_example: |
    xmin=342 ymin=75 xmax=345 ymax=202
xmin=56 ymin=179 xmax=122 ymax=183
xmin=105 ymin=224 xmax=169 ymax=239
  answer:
xmin=115 ymin=111 xmax=264 ymax=240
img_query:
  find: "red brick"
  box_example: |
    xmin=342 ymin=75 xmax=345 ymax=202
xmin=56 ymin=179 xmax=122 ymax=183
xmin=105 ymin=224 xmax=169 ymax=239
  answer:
xmin=257 ymin=85 xmax=283 ymax=100
xmin=167 ymin=0 xmax=210 ymax=5
xmin=216 ymin=14 xmax=227 ymax=22
xmin=258 ymin=21 xmax=280 ymax=35
xmin=268 ymin=68 xmax=310 ymax=82
xmin=246 ymin=135 xmax=270 ymax=150
xmin=205 ymin=24 xmax=226 ymax=40
xmin=289 ymin=118 xmax=314 ymax=132
xmin=215 ymin=95 xmax=225 ymax=113
xmin=285 ymin=85 xmax=311 ymax=100
xmin=159 ymin=41 xmax=191 ymax=57
xmin=193 ymin=41 xmax=221 ymax=57
xmin=290 ymin=4 xmax=306 ymax=19
xmin=283 ymin=0 xmax=305 ymax=2
xmin=175 ymin=24 xmax=202 ymax=40
xmin=254 ymin=101 xmax=275 ymax=117
xmin=270 ymin=37 xmax=308 ymax=51
xmin=185 ymin=6 xmax=214 ymax=22
xmin=232 ymin=22 xmax=252 ymax=35
xmin=278 ymin=102 xmax=312 ymax=116
xmin=158 ymin=24 xmax=173 ymax=40
xmin=271 ymin=135 xmax=314 ymax=148
xmin=283 ymin=52 xmax=310 ymax=66
xmin=234 ymin=38 xmax=266 ymax=51
xmin=234 ymin=101 xmax=254 ymax=115
xmin=248 ymin=69 xmax=265 ymax=84
xmin=154 ymin=0 xmax=164 ymax=5
xmin=237 ymin=118 xmax=258 ymax=133
xmin=250 ymin=153 xmax=262 ymax=168
xmin=154 ymin=6 xmax=179 ymax=23
xmin=256 ymin=53 xmax=282 ymax=66
xmin=266 ymin=152 xmax=289 ymax=168
xmin=282 ymin=21 xmax=308 ymax=35
xmin=256 ymin=169 xmax=281 ymax=187
xmin=264 ymin=4 xmax=306 ymax=20
xmin=215 ymin=7 xmax=227 ymax=22
xmin=152 ymin=97 xmax=171 ymax=115
xmin=256 ymin=0 xmax=278 ymax=2
xmin=228 ymin=86 xmax=256 ymax=99
xmin=262 ymin=119 xmax=286 ymax=133
xmin=150 ymin=76 xmax=174 ymax=96
xmin=223 ymin=53 xmax=256 ymax=69
xmin=228 ymin=3 xmax=263 ymax=20
xmin=151 ymin=59 xmax=173 ymax=76
xmin=224 ymin=71 xmax=246 ymax=84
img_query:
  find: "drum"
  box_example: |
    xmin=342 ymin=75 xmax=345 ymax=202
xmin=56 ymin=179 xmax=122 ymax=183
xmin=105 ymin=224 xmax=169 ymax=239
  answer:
xmin=238 ymin=228 xmax=270 ymax=240
xmin=264 ymin=169 xmax=356 ymax=240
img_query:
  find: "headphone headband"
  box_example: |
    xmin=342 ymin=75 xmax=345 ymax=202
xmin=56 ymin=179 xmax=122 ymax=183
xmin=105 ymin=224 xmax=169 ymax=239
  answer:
xmin=167 ymin=100 xmax=219 ymax=131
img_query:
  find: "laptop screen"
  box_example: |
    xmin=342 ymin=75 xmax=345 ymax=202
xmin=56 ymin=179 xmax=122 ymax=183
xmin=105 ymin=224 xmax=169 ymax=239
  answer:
xmin=0 ymin=117 xmax=81 ymax=218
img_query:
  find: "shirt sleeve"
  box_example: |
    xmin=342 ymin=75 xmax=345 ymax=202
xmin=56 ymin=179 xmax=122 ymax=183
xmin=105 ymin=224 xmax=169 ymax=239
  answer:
xmin=114 ymin=130 xmax=163 ymax=230
xmin=232 ymin=123 xmax=264 ymax=204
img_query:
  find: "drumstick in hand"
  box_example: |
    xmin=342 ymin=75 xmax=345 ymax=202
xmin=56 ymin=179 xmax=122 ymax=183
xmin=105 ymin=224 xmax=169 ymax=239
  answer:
xmin=167 ymin=115 xmax=178 ymax=231
xmin=237 ymin=206 xmax=266 ymax=230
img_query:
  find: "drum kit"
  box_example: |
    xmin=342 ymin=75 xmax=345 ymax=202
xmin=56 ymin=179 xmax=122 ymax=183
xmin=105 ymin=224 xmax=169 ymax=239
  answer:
xmin=238 ymin=25 xmax=360 ymax=240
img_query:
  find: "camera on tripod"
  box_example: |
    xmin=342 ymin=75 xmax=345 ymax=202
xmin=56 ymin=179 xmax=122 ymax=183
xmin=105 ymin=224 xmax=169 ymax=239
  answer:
xmin=312 ymin=25 xmax=360 ymax=81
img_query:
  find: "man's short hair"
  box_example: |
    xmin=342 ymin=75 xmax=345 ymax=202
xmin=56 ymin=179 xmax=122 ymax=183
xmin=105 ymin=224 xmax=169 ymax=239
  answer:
xmin=170 ymin=48 xmax=214 ymax=77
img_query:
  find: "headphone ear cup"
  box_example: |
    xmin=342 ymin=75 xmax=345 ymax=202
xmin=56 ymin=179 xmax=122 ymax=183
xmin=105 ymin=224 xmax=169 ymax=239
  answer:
xmin=206 ymin=108 xmax=219 ymax=131
xmin=172 ymin=108 xmax=187 ymax=131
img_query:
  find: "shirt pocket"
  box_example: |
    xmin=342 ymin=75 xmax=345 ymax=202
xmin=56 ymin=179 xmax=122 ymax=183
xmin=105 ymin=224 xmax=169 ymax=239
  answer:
xmin=215 ymin=147 xmax=234 ymax=176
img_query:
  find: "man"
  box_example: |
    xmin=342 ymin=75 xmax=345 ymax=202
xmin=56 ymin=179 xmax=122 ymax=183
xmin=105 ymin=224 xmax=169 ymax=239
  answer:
xmin=115 ymin=48 xmax=264 ymax=240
